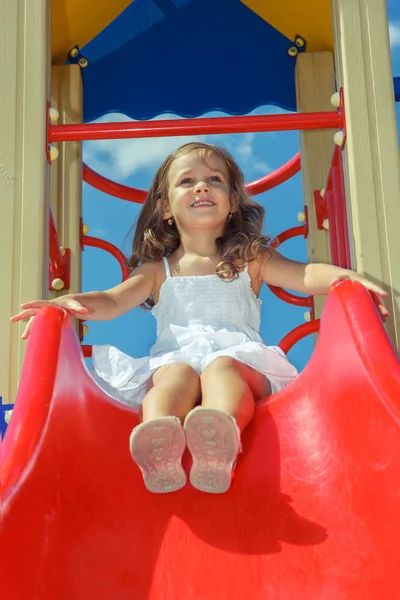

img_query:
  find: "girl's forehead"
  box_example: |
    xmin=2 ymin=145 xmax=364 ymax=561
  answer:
xmin=169 ymin=152 xmax=228 ymax=177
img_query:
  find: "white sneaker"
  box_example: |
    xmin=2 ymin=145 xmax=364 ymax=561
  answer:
xmin=129 ymin=416 xmax=187 ymax=493
xmin=184 ymin=408 xmax=241 ymax=494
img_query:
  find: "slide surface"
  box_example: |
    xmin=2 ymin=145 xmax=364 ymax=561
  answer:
xmin=1 ymin=281 xmax=400 ymax=599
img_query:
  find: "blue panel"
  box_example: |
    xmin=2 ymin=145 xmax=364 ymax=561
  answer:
xmin=394 ymin=76 xmax=400 ymax=103
xmin=80 ymin=0 xmax=297 ymax=121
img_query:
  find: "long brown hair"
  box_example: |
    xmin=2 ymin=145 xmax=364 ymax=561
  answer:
xmin=126 ymin=142 xmax=270 ymax=307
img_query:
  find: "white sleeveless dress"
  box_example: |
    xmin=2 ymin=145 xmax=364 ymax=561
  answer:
xmin=91 ymin=258 xmax=298 ymax=407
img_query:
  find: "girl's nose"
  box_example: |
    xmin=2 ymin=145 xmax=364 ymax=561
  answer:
xmin=195 ymin=181 xmax=210 ymax=194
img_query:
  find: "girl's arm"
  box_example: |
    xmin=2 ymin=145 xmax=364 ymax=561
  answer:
xmin=259 ymin=250 xmax=389 ymax=317
xmin=11 ymin=262 xmax=156 ymax=339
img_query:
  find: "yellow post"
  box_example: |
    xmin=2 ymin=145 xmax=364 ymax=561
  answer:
xmin=331 ymin=0 xmax=400 ymax=349
xmin=295 ymin=52 xmax=336 ymax=320
xmin=49 ymin=65 xmax=83 ymax=301
xmin=0 ymin=0 xmax=51 ymax=404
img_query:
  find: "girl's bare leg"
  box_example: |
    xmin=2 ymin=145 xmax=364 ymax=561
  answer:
xmin=183 ymin=357 xmax=271 ymax=493
xmin=141 ymin=362 xmax=201 ymax=423
xmin=199 ymin=356 xmax=271 ymax=431
xmin=130 ymin=362 xmax=201 ymax=493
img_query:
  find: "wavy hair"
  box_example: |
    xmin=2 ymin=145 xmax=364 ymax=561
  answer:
xmin=126 ymin=142 xmax=270 ymax=308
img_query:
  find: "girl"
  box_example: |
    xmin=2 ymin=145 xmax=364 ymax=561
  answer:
xmin=12 ymin=143 xmax=388 ymax=495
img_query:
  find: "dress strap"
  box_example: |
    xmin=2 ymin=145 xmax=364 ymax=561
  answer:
xmin=162 ymin=257 xmax=171 ymax=278
xmin=244 ymin=262 xmax=249 ymax=273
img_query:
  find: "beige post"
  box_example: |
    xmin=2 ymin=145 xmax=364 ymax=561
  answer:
xmin=49 ymin=65 xmax=83 ymax=300
xmin=331 ymin=0 xmax=400 ymax=350
xmin=295 ymin=52 xmax=336 ymax=320
xmin=0 ymin=0 xmax=51 ymax=405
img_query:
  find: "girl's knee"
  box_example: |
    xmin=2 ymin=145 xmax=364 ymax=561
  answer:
xmin=152 ymin=362 xmax=200 ymax=388
xmin=201 ymin=357 xmax=269 ymax=399
xmin=143 ymin=363 xmax=200 ymax=421
xmin=202 ymin=356 xmax=244 ymax=378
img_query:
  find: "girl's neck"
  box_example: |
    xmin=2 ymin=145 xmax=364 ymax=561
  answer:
xmin=175 ymin=232 xmax=220 ymax=260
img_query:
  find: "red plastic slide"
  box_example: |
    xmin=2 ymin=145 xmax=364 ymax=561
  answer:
xmin=1 ymin=281 xmax=400 ymax=599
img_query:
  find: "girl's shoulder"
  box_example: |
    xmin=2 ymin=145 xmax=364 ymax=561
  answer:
xmin=131 ymin=259 xmax=165 ymax=273
xmin=128 ymin=259 xmax=167 ymax=290
xmin=247 ymin=248 xmax=274 ymax=280
xmin=128 ymin=259 xmax=167 ymax=305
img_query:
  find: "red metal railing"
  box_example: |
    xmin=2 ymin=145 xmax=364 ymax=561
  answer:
xmin=81 ymin=236 xmax=130 ymax=355
xmin=267 ymin=224 xmax=315 ymax=318
xmin=82 ymin=345 xmax=92 ymax=358
xmin=82 ymin=152 xmax=301 ymax=203
xmin=83 ymin=236 xmax=130 ymax=281
xmin=49 ymin=210 xmax=70 ymax=291
xmin=83 ymin=164 xmax=147 ymax=203
xmin=278 ymin=320 xmax=320 ymax=354
xmin=270 ymin=225 xmax=308 ymax=248
xmin=315 ymin=146 xmax=351 ymax=269
xmin=49 ymin=112 xmax=342 ymax=143
xmin=246 ymin=152 xmax=301 ymax=195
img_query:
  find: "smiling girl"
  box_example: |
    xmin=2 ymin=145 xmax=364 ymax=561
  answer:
xmin=11 ymin=142 xmax=388 ymax=495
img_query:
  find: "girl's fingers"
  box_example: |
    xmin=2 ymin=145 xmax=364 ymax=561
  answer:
xmin=67 ymin=305 xmax=88 ymax=314
xmin=12 ymin=300 xmax=88 ymax=341
xmin=21 ymin=317 xmax=35 ymax=340
xmin=10 ymin=309 xmax=39 ymax=322
xmin=67 ymin=310 xmax=86 ymax=320
xmin=20 ymin=300 xmax=88 ymax=313
xmin=379 ymin=304 xmax=390 ymax=317
xmin=20 ymin=301 xmax=52 ymax=309
xmin=370 ymin=285 xmax=387 ymax=297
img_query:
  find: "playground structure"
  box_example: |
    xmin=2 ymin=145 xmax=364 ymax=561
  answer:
xmin=2 ymin=0 xmax=400 ymax=598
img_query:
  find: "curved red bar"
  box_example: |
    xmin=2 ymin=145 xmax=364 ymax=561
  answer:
xmin=278 ymin=320 xmax=320 ymax=354
xmin=83 ymin=235 xmax=130 ymax=281
xmin=267 ymin=224 xmax=312 ymax=311
xmin=83 ymin=164 xmax=147 ymax=204
xmin=83 ymin=153 xmax=301 ymax=202
xmin=268 ymin=286 xmax=312 ymax=308
xmin=247 ymin=152 xmax=301 ymax=195
xmin=270 ymin=225 xmax=307 ymax=248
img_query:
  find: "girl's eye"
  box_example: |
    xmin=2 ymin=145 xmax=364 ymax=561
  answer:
xmin=209 ymin=175 xmax=222 ymax=182
xmin=180 ymin=177 xmax=193 ymax=185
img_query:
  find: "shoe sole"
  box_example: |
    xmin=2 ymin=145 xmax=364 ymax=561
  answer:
xmin=129 ymin=418 xmax=187 ymax=493
xmin=184 ymin=409 xmax=240 ymax=494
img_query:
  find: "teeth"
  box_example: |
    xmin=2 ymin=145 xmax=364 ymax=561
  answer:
xmin=193 ymin=202 xmax=214 ymax=207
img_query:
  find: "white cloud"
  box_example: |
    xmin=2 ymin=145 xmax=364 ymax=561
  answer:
xmin=207 ymin=132 xmax=272 ymax=175
xmin=253 ymin=161 xmax=271 ymax=175
xmin=83 ymin=113 xmax=206 ymax=180
xmin=88 ymin=227 xmax=107 ymax=237
xmin=83 ymin=110 xmax=273 ymax=182
xmin=389 ymin=22 xmax=400 ymax=48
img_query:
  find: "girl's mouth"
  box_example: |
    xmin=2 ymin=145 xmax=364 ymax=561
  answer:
xmin=191 ymin=200 xmax=215 ymax=208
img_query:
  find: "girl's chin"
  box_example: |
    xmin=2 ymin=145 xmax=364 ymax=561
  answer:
xmin=178 ymin=218 xmax=227 ymax=232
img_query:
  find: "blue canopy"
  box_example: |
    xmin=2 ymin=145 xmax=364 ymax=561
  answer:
xmin=75 ymin=0 xmax=299 ymax=122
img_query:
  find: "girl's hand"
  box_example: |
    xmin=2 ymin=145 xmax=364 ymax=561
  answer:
xmin=331 ymin=274 xmax=390 ymax=321
xmin=10 ymin=298 xmax=88 ymax=340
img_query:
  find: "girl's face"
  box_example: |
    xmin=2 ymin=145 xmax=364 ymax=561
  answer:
xmin=165 ymin=153 xmax=234 ymax=232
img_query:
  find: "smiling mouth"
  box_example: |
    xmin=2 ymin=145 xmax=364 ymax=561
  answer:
xmin=191 ymin=200 xmax=215 ymax=207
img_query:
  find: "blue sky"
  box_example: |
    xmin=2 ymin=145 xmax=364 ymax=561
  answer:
xmin=82 ymin=2 xmax=400 ymax=374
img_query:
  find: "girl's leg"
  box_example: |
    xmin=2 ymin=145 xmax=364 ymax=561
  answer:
xmin=199 ymin=356 xmax=271 ymax=431
xmin=184 ymin=357 xmax=271 ymax=494
xmin=130 ymin=363 xmax=200 ymax=494
xmin=141 ymin=362 xmax=201 ymax=423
